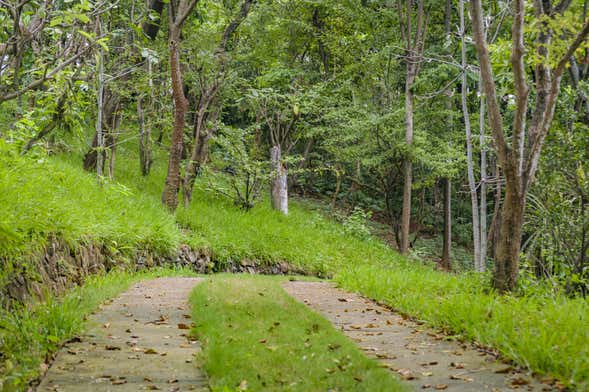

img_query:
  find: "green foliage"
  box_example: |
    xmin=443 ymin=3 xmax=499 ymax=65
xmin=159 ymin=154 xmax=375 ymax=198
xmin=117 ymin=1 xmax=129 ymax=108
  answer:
xmin=190 ymin=275 xmax=406 ymax=391
xmin=208 ymin=125 xmax=268 ymax=210
xmin=340 ymin=207 xmax=373 ymax=241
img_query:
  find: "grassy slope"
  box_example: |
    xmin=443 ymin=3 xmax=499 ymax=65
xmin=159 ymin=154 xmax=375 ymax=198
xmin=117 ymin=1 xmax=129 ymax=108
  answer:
xmin=190 ymin=275 xmax=405 ymax=391
xmin=2 ymin=140 xmax=588 ymax=388
xmin=0 ymin=142 xmax=182 ymax=264
xmin=0 ymin=267 xmax=196 ymax=391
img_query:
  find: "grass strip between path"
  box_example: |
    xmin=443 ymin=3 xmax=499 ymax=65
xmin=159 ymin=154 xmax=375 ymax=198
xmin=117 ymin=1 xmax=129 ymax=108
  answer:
xmin=189 ymin=275 xmax=406 ymax=391
xmin=0 ymin=266 xmax=196 ymax=392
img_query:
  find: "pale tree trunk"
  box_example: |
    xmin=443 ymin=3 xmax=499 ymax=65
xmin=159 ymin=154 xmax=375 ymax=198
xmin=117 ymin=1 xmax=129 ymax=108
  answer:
xmin=400 ymin=72 xmax=414 ymax=254
xmin=479 ymin=83 xmax=488 ymax=270
xmin=399 ymin=0 xmax=427 ymax=254
xmin=270 ymin=145 xmax=288 ymax=215
xmin=137 ymin=95 xmax=152 ymax=176
xmin=460 ymin=0 xmax=482 ymax=271
xmin=441 ymin=178 xmax=452 ymax=270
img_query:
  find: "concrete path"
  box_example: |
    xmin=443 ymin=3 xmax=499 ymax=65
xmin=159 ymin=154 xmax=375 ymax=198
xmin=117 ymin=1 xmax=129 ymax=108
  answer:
xmin=283 ymin=281 xmax=554 ymax=392
xmin=37 ymin=278 xmax=206 ymax=392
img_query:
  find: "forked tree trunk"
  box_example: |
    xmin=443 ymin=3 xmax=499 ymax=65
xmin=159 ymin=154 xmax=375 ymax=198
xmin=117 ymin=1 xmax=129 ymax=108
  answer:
xmin=270 ymin=145 xmax=288 ymax=215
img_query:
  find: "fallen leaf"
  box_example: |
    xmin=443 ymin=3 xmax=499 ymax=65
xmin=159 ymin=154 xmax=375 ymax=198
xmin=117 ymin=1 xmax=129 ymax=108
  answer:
xmin=103 ymin=323 xmax=111 ymax=329
xmin=397 ymin=368 xmax=416 ymax=380
xmin=450 ymin=374 xmax=473 ymax=382
xmin=238 ymin=380 xmax=248 ymax=391
xmin=494 ymin=366 xmax=513 ymax=374
xmin=511 ymin=377 xmax=530 ymax=386
xmin=168 ymin=378 xmax=178 ymax=384
xmin=146 ymin=385 xmax=160 ymax=390
xmin=434 ymin=384 xmax=448 ymax=390
xmin=144 ymin=348 xmax=158 ymax=354
xmin=105 ymin=345 xmax=121 ymax=351
xmin=111 ymin=379 xmax=127 ymax=385
xmin=177 ymin=323 xmax=190 ymax=330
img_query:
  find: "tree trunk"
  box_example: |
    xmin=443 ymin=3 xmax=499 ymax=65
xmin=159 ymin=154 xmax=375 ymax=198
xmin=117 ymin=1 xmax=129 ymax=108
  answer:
xmin=137 ymin=95 xmax=152 ymax=176
xmin=95 ymin=40 xmax=105 ymax=179
xmin=493 ymin=185 xmax=525 ymax=292
xmin=270 ymin=145 xmax=288 ymax=215
xmin=460 ymin=0 xmax=482 ymax=271
xmin=161 ymin=30 xmax=188 ymax=211
xmin=441 ymin=177 xmax=452 ymax=270
xmin=479 ymin=83 xmax=488 ymax=270
xmin=182 ymin=118 xmax=211 ymax=207
xmin=400 ymin=71 xmax=415 ymax=254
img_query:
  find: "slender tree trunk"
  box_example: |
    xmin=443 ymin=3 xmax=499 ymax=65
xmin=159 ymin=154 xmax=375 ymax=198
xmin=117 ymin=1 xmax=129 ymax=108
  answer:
xmin=441 ymin=177 xmax=452 ymax=270
xmin=400 ymin=71 xmax=415 ymax=254
xmin=95 ymin=40 xmax=105 ymax=179
xmin=137 ymin=95 xmax=152 ymax=176
xmin=440 ymin=0 xmax=452 ymax=270
xmin=161 ymin=29 xmax=189 ymax=210
xmin=460 ymin=0 xmax=482 ymax=271
xmin=270 ymin=145 xmax=288 ymax=215
xmin=479 ymin=83 xmax=488 ymax=270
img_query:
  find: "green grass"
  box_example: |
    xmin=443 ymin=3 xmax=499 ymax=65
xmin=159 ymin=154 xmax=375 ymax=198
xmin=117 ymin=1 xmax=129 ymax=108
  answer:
xmin=189 ymin=275 xmax=405 ymax=391
xmin=336 ymin=265 xmax=589 ymax=390
xmin=0 ymin=266 xmax=196 ymax=391
xmin=3 ymin=139 xmax=588 ymax=389
xmin=0 ymin=141 xmax=182 ymax=262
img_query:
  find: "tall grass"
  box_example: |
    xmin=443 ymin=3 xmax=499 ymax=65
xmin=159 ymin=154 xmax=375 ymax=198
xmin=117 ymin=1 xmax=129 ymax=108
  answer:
xmin=0 ymin=141 xmax=181 ymax=263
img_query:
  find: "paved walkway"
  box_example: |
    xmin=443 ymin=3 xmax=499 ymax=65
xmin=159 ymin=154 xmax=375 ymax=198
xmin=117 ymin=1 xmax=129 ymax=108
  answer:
xmin=283 ymin=281 xmax=552 ymax=391
xmin=37 ymin=278 xmax=207 ymax=392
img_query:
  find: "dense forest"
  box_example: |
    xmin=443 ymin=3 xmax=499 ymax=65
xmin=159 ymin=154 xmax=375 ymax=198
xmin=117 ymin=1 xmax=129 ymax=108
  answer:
xmin=1 ymin=0 xmax=589 ymax=390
